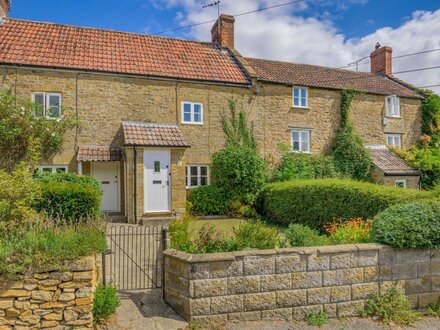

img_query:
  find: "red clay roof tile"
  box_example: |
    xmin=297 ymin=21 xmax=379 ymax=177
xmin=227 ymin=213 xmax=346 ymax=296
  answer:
xmin=0 ymin=18 xmax=249 ymax=85
xmin=77 ymin=146 xmax=124 ymax=162
xmin=122 ymin=122 xmax=189 ymax=147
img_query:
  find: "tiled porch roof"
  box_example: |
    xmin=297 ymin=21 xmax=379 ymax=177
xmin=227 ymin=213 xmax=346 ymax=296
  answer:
xmin=77 ymin=146 xmax=124 ymax=162
xmin=366 ymin=145 xmax=420 ymax=176
xmin=122 ymin=122 xmax=189 ymax=147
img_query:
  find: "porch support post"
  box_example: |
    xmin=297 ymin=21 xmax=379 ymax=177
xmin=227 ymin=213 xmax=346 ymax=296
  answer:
xmin=77 ymin=161 xmax=83 ymax=175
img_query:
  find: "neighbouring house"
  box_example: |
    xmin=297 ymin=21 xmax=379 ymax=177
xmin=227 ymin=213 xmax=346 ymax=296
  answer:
xmin=0 ymin=3 xmax=422 ymax=223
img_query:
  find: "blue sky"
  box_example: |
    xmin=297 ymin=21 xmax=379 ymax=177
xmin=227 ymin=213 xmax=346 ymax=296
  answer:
xmin=10 ymin=0 xmax=439 ymax=39
xmin=9 ymin=1 xmax=440 ymax=93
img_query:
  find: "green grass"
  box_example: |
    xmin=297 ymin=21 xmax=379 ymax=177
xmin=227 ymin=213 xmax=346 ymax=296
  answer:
xmin=0 ymin=221 xmax=107 ymax=276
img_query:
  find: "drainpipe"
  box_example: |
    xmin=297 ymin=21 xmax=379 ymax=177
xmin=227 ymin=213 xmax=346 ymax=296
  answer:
xmin=133 ymin=145 xmax=138 ymax=225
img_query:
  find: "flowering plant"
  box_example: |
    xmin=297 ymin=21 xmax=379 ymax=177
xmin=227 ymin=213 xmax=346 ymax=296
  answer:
xmin=324 ymin=217 xmax=372 ymax=244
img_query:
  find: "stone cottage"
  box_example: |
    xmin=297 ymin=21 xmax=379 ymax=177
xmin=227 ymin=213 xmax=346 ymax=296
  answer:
xmin=0 ymin=3 xmax=423 ymax=223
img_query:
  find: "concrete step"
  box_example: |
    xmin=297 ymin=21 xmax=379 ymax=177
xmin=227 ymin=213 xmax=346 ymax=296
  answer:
xmin=141 ymin=213 xmax=176 ymax=227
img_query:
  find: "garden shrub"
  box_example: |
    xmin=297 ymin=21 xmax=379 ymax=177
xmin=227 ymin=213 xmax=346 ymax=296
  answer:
xmin=92 ymin=284 xmax=120 ymax=322
xmin=285 ymin=224 xmax=330 ymax=247
xmin=233 ymin=219 xmax=278 ymax=250
xmin=333 ymin=90 xmax=372 ymax=180
xmin=325 ymin=218 xmax=372 ymax=244
xmin=258 ymin=179 xmax=435 ymax=229
xmin=372 ymin=202 xmax=440 ymax=249
xmin=169 ymin=215 xmax=193 ymax=251
xmin=35 ymin=181 xmax=101 ymax=222
xmin=361 ymin=287 xmax=420 ymax=325
xmin=187 ymin=185 xmax=229 ymax=216
xmin=271 ymin=149 xmax=341 ymax=182
xmin=188 ymin=224 xmax=236 ymax=254
xmin=211 ymin=146 xmax=266 ymax=205
xmin=228 ymin=200 xmax=260 ymax=219
xmin=306 ymin=311 xmax=328 ymax=326
xmin=0 ymin=163 xmax=41 ymax=232
xmin=35 ymin=171 xmax=101 ymax=193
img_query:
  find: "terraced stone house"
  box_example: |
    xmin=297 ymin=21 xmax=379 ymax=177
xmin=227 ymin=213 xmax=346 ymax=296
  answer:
xmin=0 ymin=3 xmax=423 ymax=223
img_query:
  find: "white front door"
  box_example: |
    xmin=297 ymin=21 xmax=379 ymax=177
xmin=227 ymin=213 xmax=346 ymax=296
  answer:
xmin=144 ymin=149 xmax=170 ymax=213
xmin=92 ymin=162 xmax=120 ymax=212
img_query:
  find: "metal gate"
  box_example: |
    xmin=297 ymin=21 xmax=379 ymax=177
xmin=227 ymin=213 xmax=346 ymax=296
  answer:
xmin=102 ymin=225 xmax=167 ymax=290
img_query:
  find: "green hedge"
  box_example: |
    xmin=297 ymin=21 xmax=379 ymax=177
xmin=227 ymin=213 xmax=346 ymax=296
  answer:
xmin=35 ymin=172 xmax=101 ymax=192
xmin=372 ymin=202 xmax=440 ymax=249
xmin=35 ymin=181 xmax=101 ymax=221
xmin=187 ymin=185 xmax=229 ymax=216
xmin=257 ymin=179 xmax=436 ymax=229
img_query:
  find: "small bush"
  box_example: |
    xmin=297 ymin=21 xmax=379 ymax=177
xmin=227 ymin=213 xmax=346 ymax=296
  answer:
xmin=35 ymin=181 xmax=102 ymax=222
xmin=258 ymin=179 xmax=435 ymax=230
xmin=169 ymin=215 xmax=193 ymax=251
xmin=306 ymin=311 xmax=328 ymax=327
xmin=271 ymin=151 xmax=341 ymax=182
xmin=372 ymin=202 xmax=440 ymax=249
xmin=228 ymin=200 xmax=260 ymax=219
xmin=325 ymin=218 xmax=372 ymax=244
xmin=92 ymin=284 xmax=120 ymax=322
xmin=427 ymin=297 xmax=440 ymax=317
xmin=212 ymin=146 xmax=266 ymax=205
xmin=361 ymin=287 xmax=420 ymax=325
xmin=189 ymin=224 xmax=236 ymax=254
xmin=233 ymin=219 xmax=278 ymax=250
xmin=285 ymin=224 xmax=329 ymax=247
xmin=187 ymin=185 xmax=229 ymax=216
xmin=35 ymin=171 xmax=101 ymax=193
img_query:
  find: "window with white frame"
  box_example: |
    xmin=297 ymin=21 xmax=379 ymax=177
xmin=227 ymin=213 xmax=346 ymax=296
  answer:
xmin=293 ymin=87 xmax=308 ymax=108
xmin=385 ymin=95 xmax=400 ymax=117
xmin=38 ymin=165 xmax=68 ymax=173
xmin=386 ymin=134 xmax=402 ymax=148
xmin=291 ymin=129 xmax=311 ymax=153
xmin=186 ymin=165 xmax=209 ymax=188
xmin=395 ymin=179 xmax=407 ymax=188
xmin=32 ymin=92 xmax=62 ymax=118
xmin=182 ymin=102 xmax=203 ymax=124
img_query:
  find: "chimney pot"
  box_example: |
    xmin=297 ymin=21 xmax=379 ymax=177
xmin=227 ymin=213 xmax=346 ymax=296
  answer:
xmin=370 ymin=43 xmax=392 ymax=75
xmin=0 ymin=0 xmax=10 ymax=17
xmin=211 ymin=14 xmax=235 ymax=49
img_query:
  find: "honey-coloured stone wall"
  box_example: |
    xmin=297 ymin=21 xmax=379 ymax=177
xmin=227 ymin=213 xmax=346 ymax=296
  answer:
xmin=0 ymin=256 xmax=97 ymax=329
xmin=164 ymin=244 xmax=440 ymax=324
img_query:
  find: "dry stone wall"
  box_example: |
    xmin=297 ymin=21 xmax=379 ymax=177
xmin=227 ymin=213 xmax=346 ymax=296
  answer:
xmin=164 ymin=244 xmax=440 ymax=324
xmin=0 ymin=256 xmax=97 ymax=329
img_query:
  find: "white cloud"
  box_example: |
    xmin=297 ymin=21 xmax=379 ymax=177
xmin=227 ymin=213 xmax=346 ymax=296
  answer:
xmin=152 ymin=0 xmax=440 ymax=93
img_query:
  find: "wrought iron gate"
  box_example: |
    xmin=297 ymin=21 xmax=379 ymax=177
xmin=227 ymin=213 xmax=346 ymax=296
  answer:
xmin=102 ymin=225 xmax=167 ymax=290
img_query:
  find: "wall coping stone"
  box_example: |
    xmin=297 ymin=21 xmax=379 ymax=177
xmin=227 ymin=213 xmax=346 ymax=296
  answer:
xmin=163 ymin=243 xmax=388 ymax=263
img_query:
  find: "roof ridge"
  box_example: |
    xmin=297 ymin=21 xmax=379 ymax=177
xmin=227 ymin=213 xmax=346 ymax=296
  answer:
xmin=4 ymin=17 xmax=217 ymax=47
xmin=122 ymin=121 xmax=179 ymax=128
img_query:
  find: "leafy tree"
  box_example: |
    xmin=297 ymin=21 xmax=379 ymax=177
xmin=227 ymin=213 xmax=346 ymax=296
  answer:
xmin=0 ymin=91 xmax=76 ymax=172
xmin=332 ymin=90 xmax=372 ymax=180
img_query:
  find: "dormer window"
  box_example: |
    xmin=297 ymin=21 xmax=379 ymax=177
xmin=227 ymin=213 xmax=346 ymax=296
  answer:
xmin=293 ymin=87 xmax=308 ymax=108
xmin=385 ymin=95 xmax=400 ymax=117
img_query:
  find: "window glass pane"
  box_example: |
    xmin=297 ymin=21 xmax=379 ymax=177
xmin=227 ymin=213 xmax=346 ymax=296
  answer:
xmin=190 ymin=166 xmax=198 ymax=176
xmin=293 ymin=97 xmax=299 ymax=107
xmin=48 ymin=95 xmax=61 ymax=117
xmin=183 ymin=103 xmax=191 ymax=122
xmin=33 ymin=93 xmax=45 ymax=117
xmin=292 ymin=131 xmax=299 ymax=141
xmin=200 ymin=177 xmax=208 ymax=186
xmin=42 ymin=167 xmax=52 ymax=172
xmin=300 ymin=97 xmax=306 ymax=107
xmin=183 ymin=112 xmax=191 ymax=122
xmin=194 ymin=112 xmax=202 ymax=123
xmin=301 ymin=141 xmax=309 ymax=152
xmin=300 ymin=131 xmax=309 ymax=142
xmin=300 ymin=89 xmax=306 ymax=98
xmin=293 ymin=89 xmax=299 ymax=97
xmin=293 ymin=141 xmax=300 ymax=151
xmin=190 ymin=177 xmax=198 ymax=187
xmin=194 ymin=104 xmax=201 ymax=114
xmin=56 ymin=167 xmax=66 ymax=173
xmin=200 ymin=166 xmax=207 ymax=176
xmin=387 ymin=136 xmax=393 ymax=145
xmin=154 ymin=161 xmax=160 ymax=173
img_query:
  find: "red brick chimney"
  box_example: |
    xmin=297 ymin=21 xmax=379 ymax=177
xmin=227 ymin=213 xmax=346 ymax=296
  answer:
xmin=211 ymin=14 xmax=235 ymax=49
xmin=370 ymin=42 xmax=393 ymax=75
xmin=0 ymin=0 xmax=10 ymax=17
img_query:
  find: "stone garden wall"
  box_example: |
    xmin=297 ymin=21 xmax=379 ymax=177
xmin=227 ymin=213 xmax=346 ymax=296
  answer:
xmin=164 ymin=244 xmax=440 ymax=324
xmin=0 ymin=256 xmax=97 ymax=329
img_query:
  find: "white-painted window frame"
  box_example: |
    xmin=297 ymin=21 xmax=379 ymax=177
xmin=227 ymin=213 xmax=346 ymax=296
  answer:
xmin=385 ymin=95 xmax=400 ymax=117
xmin=181 ymin=101 xmax=203 ymax=125
xmin=186 ymin=165 xmax=210 ymax=188
xmin=292 ymin=87 xmax=308 ymax=108
xmin=395 ymin=179 xmax=407 ymax=188
xmin=32 ymin=92 xmax=62 ymax=118
xmin=38 ymin=165 xmax=68 ymax=173
xmin=386 ymin=134 xmax=402 ymax=148
xmin=291 ymin=129 xmax=311 ymax=153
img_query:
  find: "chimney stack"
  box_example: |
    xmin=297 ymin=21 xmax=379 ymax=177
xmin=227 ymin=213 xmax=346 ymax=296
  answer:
xmin=211 ymin=14 xmax=235 ymax=49
xmin=0 ymin=0 xmax=10 ymax=17
xmin=370 ymin=43 xmax=393 ymax=75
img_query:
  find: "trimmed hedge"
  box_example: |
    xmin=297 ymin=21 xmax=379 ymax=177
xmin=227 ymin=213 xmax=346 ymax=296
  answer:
xmin=187 ymin=185 xmax=229 ymax=216
xmin=35 ymin=181 xmax=101 ymax=221
xmin=372 ymin=202 xmax=440 ymax=249
xmin=35 ymin=172 xmax=101 ymax=192
xmin=257 ymin=179 xmax=436 ymax=229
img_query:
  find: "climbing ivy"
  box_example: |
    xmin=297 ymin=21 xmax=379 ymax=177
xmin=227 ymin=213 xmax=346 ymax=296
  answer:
xmin=419 ymin=90 xmax=440 ymax=147
xmin=332 ymin=90 xmax=372 ymax=180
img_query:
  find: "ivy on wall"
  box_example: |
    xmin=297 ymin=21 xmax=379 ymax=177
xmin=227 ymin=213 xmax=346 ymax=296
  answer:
xmin=420 ymin=91 xmax=440 ymax=147
xmin=332 ymin=90 xmax=372 ymax=180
